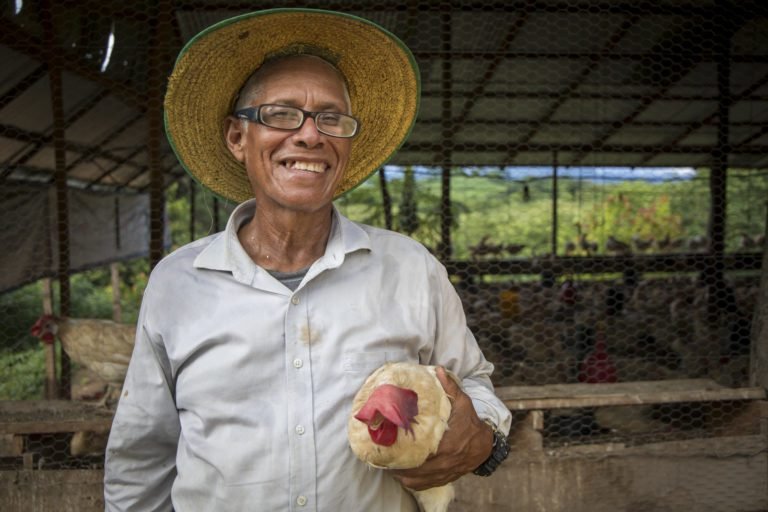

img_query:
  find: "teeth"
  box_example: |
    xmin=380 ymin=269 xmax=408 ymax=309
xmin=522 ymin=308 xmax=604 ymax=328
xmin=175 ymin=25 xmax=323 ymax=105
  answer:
xmin=287 ymin=160 xmax=325 ymax=173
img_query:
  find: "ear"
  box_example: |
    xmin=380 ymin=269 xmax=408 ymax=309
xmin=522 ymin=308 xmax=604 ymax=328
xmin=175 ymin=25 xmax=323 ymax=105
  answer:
xmin=223 ymin=115 xmax=246 ymax=163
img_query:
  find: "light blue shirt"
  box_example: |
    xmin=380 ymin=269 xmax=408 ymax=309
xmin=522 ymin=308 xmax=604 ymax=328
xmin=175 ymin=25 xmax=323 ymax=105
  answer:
xmin=104 ymin=200 xmax=512 ymax=512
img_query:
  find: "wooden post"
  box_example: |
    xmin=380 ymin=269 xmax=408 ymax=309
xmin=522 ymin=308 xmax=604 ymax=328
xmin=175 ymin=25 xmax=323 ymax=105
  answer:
xmin=41 ymin=278 xmax=57 ymax=399
xmin=213 ymin=197 xmax=220 ymax=233
xmin=189 ymin=178 xmax=196 ymax=242
xmin=749 ymin=204 xmax=768 ymax=390
xmin=110 ymin=263 xmax=122 ymax=323
xmin=42 ymin=1 xmax=71 ymax=399
xmin=378 ymin=167 xmax=393 ymax=230
xmin=112 ymin=195 xmax=122 ymax=323
xmin=551 ymin=151 xmax=559 ymax=256
xmin=704 ymin=13 xmax=733 ymax=323
xmin=147 ymin=1 xmax=172 ymax=269
xmin=438 ymin=12 xmax=453 ymax=261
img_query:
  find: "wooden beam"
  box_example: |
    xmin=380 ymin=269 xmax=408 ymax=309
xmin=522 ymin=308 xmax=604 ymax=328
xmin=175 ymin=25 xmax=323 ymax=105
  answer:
xmin=496 ymin=379 xmax=767 ymax=411
xmin=5 ymin=88 xmax=111 ymax=175
xmin=750 ymin=206 xmax=768 ymax=390
xmin=0 ymin=123 xmax=146 ymax=181
xmin=378 ymin=168 xmax=393 ymax=230
xmin=444 ymin=252 xmax=762 ymax=277
xmin=167 ymin=0 xmax=750 ymax=17
xmin=40 ymin=279 xmax=57 ymax=400
xmin=551 ymin=153 xmax=558 ymax=256
xmin=453 ymin=13 xmax=529 ymax=127
xmin=0 ymin=18 xmax=146 ymax=110
xmin=419 ymin=91 xmax=768 ymax=102
xmin=0 ymin=401 xmax=113 ymax=435
xmin=147 ymin=1 xmax=173 ymax=269
xmin=41 ymin=1 xmax=71 ymax=400
xmin=189 ymin=177 xmax=196 ymax=241
xmin=398 ymin=141 xmax=768 ymax=156
xmin=65 ymin=111 xmax=145 ymax=174
xmin=0 ymin=65 xmax=47 ymax=111
xmin=438 ymin=11 xmax=453 ymax=260
xmin=508 ymin=14 xmax=641 ymax=162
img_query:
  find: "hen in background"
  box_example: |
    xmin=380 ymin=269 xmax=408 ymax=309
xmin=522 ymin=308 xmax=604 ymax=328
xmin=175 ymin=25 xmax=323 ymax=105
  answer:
xmin=30 ymin=315 xmax=136 ymax=407
xmin=348 ymin=362 xmax=455 ymax=512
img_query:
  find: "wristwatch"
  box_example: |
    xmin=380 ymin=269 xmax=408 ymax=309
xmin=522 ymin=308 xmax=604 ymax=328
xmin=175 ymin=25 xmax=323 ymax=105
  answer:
xmin=473 ymin=420 xmax=510 ymax=477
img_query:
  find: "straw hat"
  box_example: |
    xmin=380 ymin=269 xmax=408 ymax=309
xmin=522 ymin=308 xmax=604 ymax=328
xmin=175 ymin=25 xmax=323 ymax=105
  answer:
xmin=164 ymin=8 xmax=421 ymax=203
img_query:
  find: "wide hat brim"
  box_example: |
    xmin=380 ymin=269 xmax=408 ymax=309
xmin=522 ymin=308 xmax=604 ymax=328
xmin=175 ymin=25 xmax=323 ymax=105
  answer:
xmin=164 ymin=8 xmax=421 ymax=203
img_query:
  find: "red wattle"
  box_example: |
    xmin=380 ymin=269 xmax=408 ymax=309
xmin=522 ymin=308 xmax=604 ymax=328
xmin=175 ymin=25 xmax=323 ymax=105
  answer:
xmin=368 ymin=421 xmax=398 ymax=446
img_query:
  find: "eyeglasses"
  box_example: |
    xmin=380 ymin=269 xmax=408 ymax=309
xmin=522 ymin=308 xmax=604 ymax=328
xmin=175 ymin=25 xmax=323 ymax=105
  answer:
xmin=234 ymin=104 xmax=360 ymax=138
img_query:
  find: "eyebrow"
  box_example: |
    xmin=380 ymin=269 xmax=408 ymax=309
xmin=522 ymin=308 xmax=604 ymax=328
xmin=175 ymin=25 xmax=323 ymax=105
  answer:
xmin=267 ymin=99 xmax=349 ymax=113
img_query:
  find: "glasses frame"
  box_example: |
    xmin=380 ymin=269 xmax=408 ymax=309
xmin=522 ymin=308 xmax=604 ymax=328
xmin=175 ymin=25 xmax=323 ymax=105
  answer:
xmin=234 ymin=104 xmax=360 ymax=138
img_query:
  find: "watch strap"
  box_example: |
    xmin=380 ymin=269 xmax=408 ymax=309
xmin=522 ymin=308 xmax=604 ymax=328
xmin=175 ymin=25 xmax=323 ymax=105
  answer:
xmin=473 ymin=420 xmax=510 ymax=477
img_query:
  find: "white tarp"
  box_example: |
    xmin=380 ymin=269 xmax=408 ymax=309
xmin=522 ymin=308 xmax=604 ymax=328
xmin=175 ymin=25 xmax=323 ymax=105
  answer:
xmin=0 ymin=183 xmax=161 ymax=293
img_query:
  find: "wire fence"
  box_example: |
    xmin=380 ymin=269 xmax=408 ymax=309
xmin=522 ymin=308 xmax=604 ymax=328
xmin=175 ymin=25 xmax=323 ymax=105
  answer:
xmin=1 ymin=1 xmax=767 ymax=510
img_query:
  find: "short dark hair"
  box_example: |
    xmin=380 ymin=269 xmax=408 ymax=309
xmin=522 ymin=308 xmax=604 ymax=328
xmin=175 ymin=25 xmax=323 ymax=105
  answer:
xmin=233 ymin=45 xmax=349 ymax=111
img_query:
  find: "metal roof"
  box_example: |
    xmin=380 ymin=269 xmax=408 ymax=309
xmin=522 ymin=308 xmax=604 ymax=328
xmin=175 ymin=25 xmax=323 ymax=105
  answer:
xmin=1 ymin=0 xmax=768 ymax=193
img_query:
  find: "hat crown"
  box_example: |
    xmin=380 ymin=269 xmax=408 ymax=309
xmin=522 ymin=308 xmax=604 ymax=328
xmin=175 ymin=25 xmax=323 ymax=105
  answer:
xmin=164 ymin=8 xmax=420 ymax=203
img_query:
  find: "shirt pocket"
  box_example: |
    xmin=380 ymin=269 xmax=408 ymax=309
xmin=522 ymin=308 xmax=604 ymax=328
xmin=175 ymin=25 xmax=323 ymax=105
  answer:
xmin=341 ymin=350 xmax=410 ymax=374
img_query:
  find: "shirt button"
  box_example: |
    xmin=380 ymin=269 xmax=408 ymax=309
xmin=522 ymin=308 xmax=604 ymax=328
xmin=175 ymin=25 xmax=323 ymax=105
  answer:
xmin=293 ymin=358 xmax=303 ymax=369
xmin=296 ymin=495 xmax=307 ymax=506
xmin=295 ymin=425 xmax=305 ymax=435
xmin=291 ymin=296 xmax=300 ymax=305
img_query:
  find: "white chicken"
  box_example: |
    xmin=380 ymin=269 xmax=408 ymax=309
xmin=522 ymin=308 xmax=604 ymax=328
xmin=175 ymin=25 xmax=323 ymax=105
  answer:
xmin=30 ymin=315 xmax=136 ymax=407
xmin=348 ymin=362 xmax=454 ymax=512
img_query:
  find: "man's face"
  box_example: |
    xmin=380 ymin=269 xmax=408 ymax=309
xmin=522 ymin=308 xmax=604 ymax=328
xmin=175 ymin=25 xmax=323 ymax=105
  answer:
xmin=226 ymin=56 xmax=353 ymax=214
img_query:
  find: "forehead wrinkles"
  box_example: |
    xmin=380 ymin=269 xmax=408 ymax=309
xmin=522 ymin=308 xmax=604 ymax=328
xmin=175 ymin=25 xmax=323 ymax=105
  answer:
xmin=237 ymin=55 xmax=352 ymax=112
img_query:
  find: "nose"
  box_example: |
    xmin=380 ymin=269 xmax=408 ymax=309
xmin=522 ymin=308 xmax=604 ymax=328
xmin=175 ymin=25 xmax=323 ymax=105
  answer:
xmin=292 ymin=115 xmax=324 ymax=148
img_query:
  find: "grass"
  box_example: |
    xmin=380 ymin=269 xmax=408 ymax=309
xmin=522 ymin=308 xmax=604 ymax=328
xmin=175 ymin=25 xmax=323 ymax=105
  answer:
xmin=0 ymin=347 xmax=46 ymax=400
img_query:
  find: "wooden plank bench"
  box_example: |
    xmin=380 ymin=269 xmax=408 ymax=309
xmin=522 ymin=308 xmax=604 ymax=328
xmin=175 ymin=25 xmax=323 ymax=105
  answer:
xmin=495 ymin=378 xmax=766 ymax=411
xmin=0 ymin=400 xmax=114 ymax=436
xmin=494 ymin=379 xmax=767 ymax=452
xmin=0 ymin=400 xmax=114 ymax=467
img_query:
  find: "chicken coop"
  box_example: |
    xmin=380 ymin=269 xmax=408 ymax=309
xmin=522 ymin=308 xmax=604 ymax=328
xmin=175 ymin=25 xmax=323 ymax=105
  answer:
xmin=1 ymin=1 xmax=768 ymax=511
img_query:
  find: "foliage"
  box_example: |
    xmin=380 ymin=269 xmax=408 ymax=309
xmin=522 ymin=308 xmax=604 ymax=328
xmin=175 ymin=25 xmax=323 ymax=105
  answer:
xmin=166 ymin=180 xmax=237 ymax=250
xmin=581 ymin=192 xmax=683 ymax=250
xmin=1 ymin=168 xmax=766 ymax=399
xmin=0 ymin=347 xmax=46 ymax=400
xmin=0 ymin=280 xmax=46 ymax=352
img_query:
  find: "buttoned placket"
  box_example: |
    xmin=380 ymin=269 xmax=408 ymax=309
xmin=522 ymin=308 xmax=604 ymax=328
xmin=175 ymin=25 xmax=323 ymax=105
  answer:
xmin=285 ymin=287 xmax=317 ymax=511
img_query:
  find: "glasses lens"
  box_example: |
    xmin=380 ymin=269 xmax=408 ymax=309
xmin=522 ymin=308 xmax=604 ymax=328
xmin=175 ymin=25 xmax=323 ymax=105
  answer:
xmin=316 ymin=113 xmax=358 ymax=137
xmin=256 ymin=105 xmax=358 ymax=137
xmin=259 ymin=105 xmax=303 ymax=129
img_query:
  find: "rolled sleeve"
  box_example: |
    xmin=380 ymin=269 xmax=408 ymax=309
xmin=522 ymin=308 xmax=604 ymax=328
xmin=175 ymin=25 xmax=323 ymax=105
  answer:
xmin=429 ymin=261 xmax=512 ymax=435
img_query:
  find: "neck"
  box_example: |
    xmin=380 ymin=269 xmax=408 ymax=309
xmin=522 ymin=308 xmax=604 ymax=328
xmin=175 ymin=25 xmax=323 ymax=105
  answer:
xmin=238 ymin=204 xmax=333 ymax=272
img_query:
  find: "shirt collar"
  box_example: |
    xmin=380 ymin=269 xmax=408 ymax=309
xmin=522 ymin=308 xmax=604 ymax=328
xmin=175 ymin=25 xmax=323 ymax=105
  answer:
xmin=193 ymin=199 xmax=371 ymax=285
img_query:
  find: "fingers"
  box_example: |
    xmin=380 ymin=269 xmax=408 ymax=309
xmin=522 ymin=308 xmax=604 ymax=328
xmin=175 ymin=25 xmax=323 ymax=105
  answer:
xmin=436 ymin=366 xmax=460 ymax=396
xmin=391 ymin=465 xmax=462 ymax=491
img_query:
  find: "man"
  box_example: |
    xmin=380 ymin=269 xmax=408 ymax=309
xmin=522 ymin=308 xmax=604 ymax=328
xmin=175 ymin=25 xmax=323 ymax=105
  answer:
xmin=105 ymin=9 xmax=511 ymax=511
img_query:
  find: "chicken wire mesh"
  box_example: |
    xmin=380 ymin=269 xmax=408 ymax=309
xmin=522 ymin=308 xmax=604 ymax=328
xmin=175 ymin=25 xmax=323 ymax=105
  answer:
xmin=1 ymin=0 xmax=768 ymax=510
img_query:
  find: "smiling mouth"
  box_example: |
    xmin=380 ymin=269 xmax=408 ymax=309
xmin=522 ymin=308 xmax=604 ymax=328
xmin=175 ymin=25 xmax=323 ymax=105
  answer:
xmin=284 ymin=160 xmax=328 ymax=173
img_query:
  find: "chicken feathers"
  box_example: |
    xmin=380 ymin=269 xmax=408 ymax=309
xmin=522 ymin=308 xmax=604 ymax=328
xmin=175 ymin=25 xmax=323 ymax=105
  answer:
xmin=348 ymin=362 xmax=455 ymax=512
xmin=31 ymin=315 xmax=135 ymax=405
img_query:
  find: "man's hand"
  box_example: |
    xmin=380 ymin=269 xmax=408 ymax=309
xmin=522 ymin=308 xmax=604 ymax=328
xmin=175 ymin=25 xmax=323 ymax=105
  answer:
xmin=389 ymin=367 xmax=493 ymax=491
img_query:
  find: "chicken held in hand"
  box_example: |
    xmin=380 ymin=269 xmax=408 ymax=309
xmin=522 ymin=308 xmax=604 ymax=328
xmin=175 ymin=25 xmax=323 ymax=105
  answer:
xmin=348 ymin=362 xmax=455 ymax=512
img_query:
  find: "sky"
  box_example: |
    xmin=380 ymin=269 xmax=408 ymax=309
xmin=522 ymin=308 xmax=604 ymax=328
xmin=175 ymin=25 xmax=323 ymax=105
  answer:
xmin=383 ymin=165 xmax=698 ymax=183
